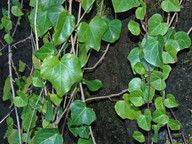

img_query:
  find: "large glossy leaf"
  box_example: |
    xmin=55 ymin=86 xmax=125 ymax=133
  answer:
xmin=129 ymin=90 xmax=144 ymax=107
xmin=29 ymin=6 xmax=52 ymax=37
xmin=148 ymin=14 xmax=168 ymax=36
xmin=102 ymin=17 xmax=122 ymax=43
xmin=161 ymin=0 xmax=180 ymax=12
xmin=164 ymin=94 xmax=179 ymax=108
xmin=21 ymin=105 xmax=37 ymax=131
xmin=137 ymin=109 xmax=151 ymax=131
xmin=128 ymin=77 xmax=142 ymax=92
xmin=128 ymin=20 xmax=140 ymax=36
xmin=81 ymin=0 xmax=94 ymax=13
xmin=150 ymin=71 xmax=166 ymax=91
xmin=35 ymin=42 xmax=57 ymax=61
xmin=133 ymin=131 xmax=145 ymax=143
xmin=168 ymin=119 xmax=182 ymax=130
xmin=40 ymin=0 xmax=65 ymax=10
xmin=34 ymin=128 xmax=63 ymax=144
xmin=112 ymin=0 xmax=140 ymax=13
xmin=78 ymin=16 xmax=107 ymax=51
xmin=53 ymin=10 xmax=75 ymax=46
xmin=115 ymin=100 xmax=141 ymax=120
xmin=47 ymin=5 xmax=64 ymax=27
xmin=135 ymin=0 xmax=146 ymax=20
xmin=82 ymin=79 xmax=103 ymax=91
xmin=151 ymin=124 xmax=164 ymax=143
xmin=152 ymin=109 xmax=169 ymax=125
xmin=41 ymin=54 xmax=82 ymax=97
xmin=166 ymin=31 xmax=191 ymax=52
xmin=143 ymin=35 xmax=164 ymax=68
xmin=70 ymin=100 xmax=96 ymax=125
xmin=1 ymin=16 xmax=12 ymax=32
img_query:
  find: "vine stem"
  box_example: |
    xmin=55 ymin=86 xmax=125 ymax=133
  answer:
xmin=34 ymin=0 xmax=39 ymax=50
xmin=0 ymin=108 xmax=14 ymax=124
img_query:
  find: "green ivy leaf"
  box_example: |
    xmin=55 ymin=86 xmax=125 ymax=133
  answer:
xmin=78 ymin=138 xmax=93 ymax=144
xmin=29 ymin=6 xmax=52 ymax=37
xmin=45 ymin=99 xmax=54 ymax=121
xmin=162 ymin=65 xmax=171 ymax=80
xmin=67 ymin=121 xmax=79 ymax=137
xmin=78 ymin=16 xmax=107 ymax=51
xmin=1 ymin=16 xmax=12 ymax=32
xmin=135 ymin=0 xmax=146 ymax=20
xmin=163 ymin=45 xmax=178 ymax=64
xmin=79 ymin=43 xmax=90 ymax=67
xmin=21 ymin=105 xmax=37 ymax=131
xmin=164 ymin=94 xmax=179 ymax=108
xmin=13 ymin=90 xmax=28 ymax=107
xmin=82 ymin=79 xmax=103 ymax=91
xmin=40 ymin=0 xmax=65 ymax=10
xmin=150 ymin=70 xmax=166 ymax=91
xmin=148 ymin=14 xmax=168 ymax=36
xmin=78 ymin=125 xmax=90 ymax=139
xmin=2 ymin=8 xmax=8 ymax=17
xmin=137 ymin=109 xmax=151 ymax=131
xmin=112 ymin=0 xmax=140 ymax=13
xmin=128 ymin=77 xmax=142 ymax=92
xmin=29 ymin=94 xmax=43 ymax=112
xmin=151 ymin=124 xmax=164 ymax=143
xmin=128 ymin=20 xmax=140 ymax=36
xmin=11 ymin=6 xmax=24 ymax=17
xmin=35 ymin=42 xmax=57 ymax=61
xmin=143 ymin=85 xmax=155 ymax=103
xmin=34 ymin=128 xmax=63 ymax=144
xmin=81 ymin=0 xmax=94 ymax=13
xmin=18 ymin=60 xmax=26 ymax=72
xmin=155 ymin=97 xmax=164 ymax=109
xmin=32 ymin=77 xmax=44 ymax=87
xmin=40 ymin=54 xmax=82 ymax=97
xmin=4 ymin=33 xmax=13 ymax=44
xmin=115 ymin=100 xmax=141 ymax=120
xmin=129 ymin=90 xmax=144 ymax=107
xmin=50 ymin=94 xmax=63 ymax=107
xmin=143 ymin=35 xmax=164 ymax=68
xmin=122 ymin=93 xmax=129 ymax=101
xmin=152 ymin=109 xmax=169 ymax=125
xmin=70 ymin=100 xmax=96 ymax=125
xmin=102 ymin=17 xmax=122 ymax=43
xmin=23 ymin=75 xmax=33 ymax=94
xmin=133 ymin=131 xmax=145 ymax=143
xmin=161 ymin=0 xmax=180 ymax=12
xmin=168 ymin=119 xmax=182 ymax=130
xmin=134 ymin=62 xmax=145 ymax=75
xmin=47 ymin=5 xmax=64 ymax=27
xmin=166 ymin=31 xmax=191 ymax=52
xmin=3 ymin=76 xmax=11 ymax=101
xmin=53 ymin=10 xmax=75 ymax=46
xmin=33 ymin=54 xmax=40 ymax=70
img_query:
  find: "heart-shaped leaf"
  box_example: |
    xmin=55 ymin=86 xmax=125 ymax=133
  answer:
xmin=53 ymin=10 xmax=75 ymax=46
xmin=1 ymin=16 xmax=12 ymax=32
xmin=137 ymin=109 xmax=151 ymax=131
xmin=32 ymin=77 xmax=44 ymax=87
xmin=161 ymin=0 xmax=180 ymax=12
xmin=4 ymin=33 xmax=13 ymax=44
xmin=40 ymin=0 xmax=65 ymax=10
xmin=128 ymin=77 xmax=142 ymax=92
xmin=129 ymin=90 xmax=144 ymax=107
xmin=41 ymin=54 xmax=82 ymax=97
xmin=82 ymin=79 xmax=103 ymax=91
xmin=78 ymin=125 xmax=90 ymax=139
xmin=162 ymin=65 xmax=171 ymax=80
xmin=134 ymin=62 xmax=145 ymax=75
xmin=35 ymin=42 xmax=57 ymax=61
xmin=164 ymin=94 xmax=179 ymax=108
xmin=112 ymin=0 xmax=140 ymax=13
xmin=13 ymin=90 xmax=28 ymax=107
xmin=155 ymin=97 xmax=164 ymax=109
xmin=79 ymin=43 xmax=90 ymax=67
xmin=135 ymin=0 xmax=146 ymax=20
xmin=143 ymin=35 xmax=164 ymax=68
xmin=102 ymin=17 xmax=122 ymax=43
xmin=128 ymin=48 xmax=141 ymax=74
xmin=148 ymin=14 xmax=168 ymax=36
xmin=150 ymin=70 xmax=166 ymax=91
xmin=81 ymin=0 xmax=94 ymax=13
xmin=78 ymin=138 xmax=93 ymax=144
xmin=152 ymin=109 xmax=169 ymax=125
xmin=163 ymin=44 xmax=178 ymax=64
xmin=151 ymin=124 xmax=164 ymax=143
xmin=133 ymin=131 xmax=145 ymax=143
xmin=50 ymin=94 xmax=63 ymax=107
xmin=115 ymin=100 xmax=141 ymax=120
xmin=77 ymin=16 xmax=107 ymax=51
xmin=11 ymin=6 xmax=24 ymax=17
xmin=70 ymin=100 xmax=96 ymax=125
xmin=168 ymin=119 xmax=182 ymax=130
xmin=128 ymin=20 xmax=140 ymax=36
xmin=45 ymin=99 xmax=54 ymax=121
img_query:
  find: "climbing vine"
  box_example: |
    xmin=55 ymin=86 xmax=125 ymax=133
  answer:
xmin=0 ymin=0 xmax=191 ymax=144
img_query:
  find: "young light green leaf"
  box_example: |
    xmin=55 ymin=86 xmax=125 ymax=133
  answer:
xmin=4 ymin=33 xmax=13 ymax=44
xmin=35 ymin=42 xmax=57 ymax=61
xmin=134 ymin=62 xmax=145 ymax=75
xmin=151 ymin=124 xmax=164 ymax=143
xmin=163 ymin=45 xmax=178 ymax=64
xmin=70 ymin=100 xmax=96 ymax=125
xmin=143 ymin=35 xmax=164 ymax=68
xmin=23 ymin=75 xmax=33 ymax=94
xmin=148 ymin=14 xmax=168 ymax=36
xmin=53 ymin=10 xmax=75 ymax=46
xmin=45 ymin=99 xmax=54 ymax=121
xmin=168 ymin=119 xmax=182 ymax=130
xmin=135 ymin=0 xmax=146 ymax=20
xmin=137 ymin=109 xmax=151 ymax=131
xmin=128 ymin=20 xmax=140 ymax=36
xmin=133 ymin=131 xmax=145 ymax=143
xmin=79 ymin=43 xmax=90 ymax=67
xmin=162 ymin=65 xmax=171 ymax=80
xmin=129 ymin=90 xmax=144 ymax=107
xmin=128 ymin=77 xmax=142 ymax=92
xmin=40 ymin=0 xmax=65 ymax=10
xmin=50 ymin=94 xmax=63 ymax=107
xmin=155 ymin=97 xmax=164 ymax=109
xmin=41 ymin=54 xmax=82 ymax=97
xmin=82 ymin=79 xmax=103 ymax=91
xmin=78 ymin=125 xmax=90 ymax=139
xmin=78 ymin=138 xmax=93 ymax=144
xmin=112 ymin=0 xmax=140 ymax=13
xmin=152 ymin=109 xmax=169 ymax=125
xmin=122 ymin=93 xmax=129 ymax=101
xmin=164 ymin=94 xmax=179 ymax=108
xmin=32 ymin=55 xmax=40 ymax=70
xmin=34 ymin=128 xmax=63 ymax=144
xmin=42 ymin=120 xmax=53 ymax=128
xmin=78 ymin=16 xmax=107 ymax=51
xmin=21 ymin=105 xmax=37 ymax=131
xmin=11 ymin=6 xmax=24 ymax=17
xmin=81 ymin=0 xmax=94 ymax=13
xmin=150 ymin=71 xmax=166 ymax=91
xmin=13 ymin=90 xmax=28 ymax=107
xmin=47 ymin=5 xmax=64 ymax=27
xmin=161 ymin=0 xmax=180 ymax=12
xmin=102 ymin=18 xmax=122 ymax=43
xmin=1 ymin=16 xmax=12 ymax=32
xmin=18 ymin=60 xmax=26 ymax=72
xmin=115 ymin=100 xmax=141 ymax=120
xmin=32 ymin=77 xmax=44 ymax=87
xmin=3 ymin=76 xmax=11 ymax=101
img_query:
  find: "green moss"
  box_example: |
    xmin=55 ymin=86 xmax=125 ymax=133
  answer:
xmin=96 ymin=0 xmax=110 ymax=16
